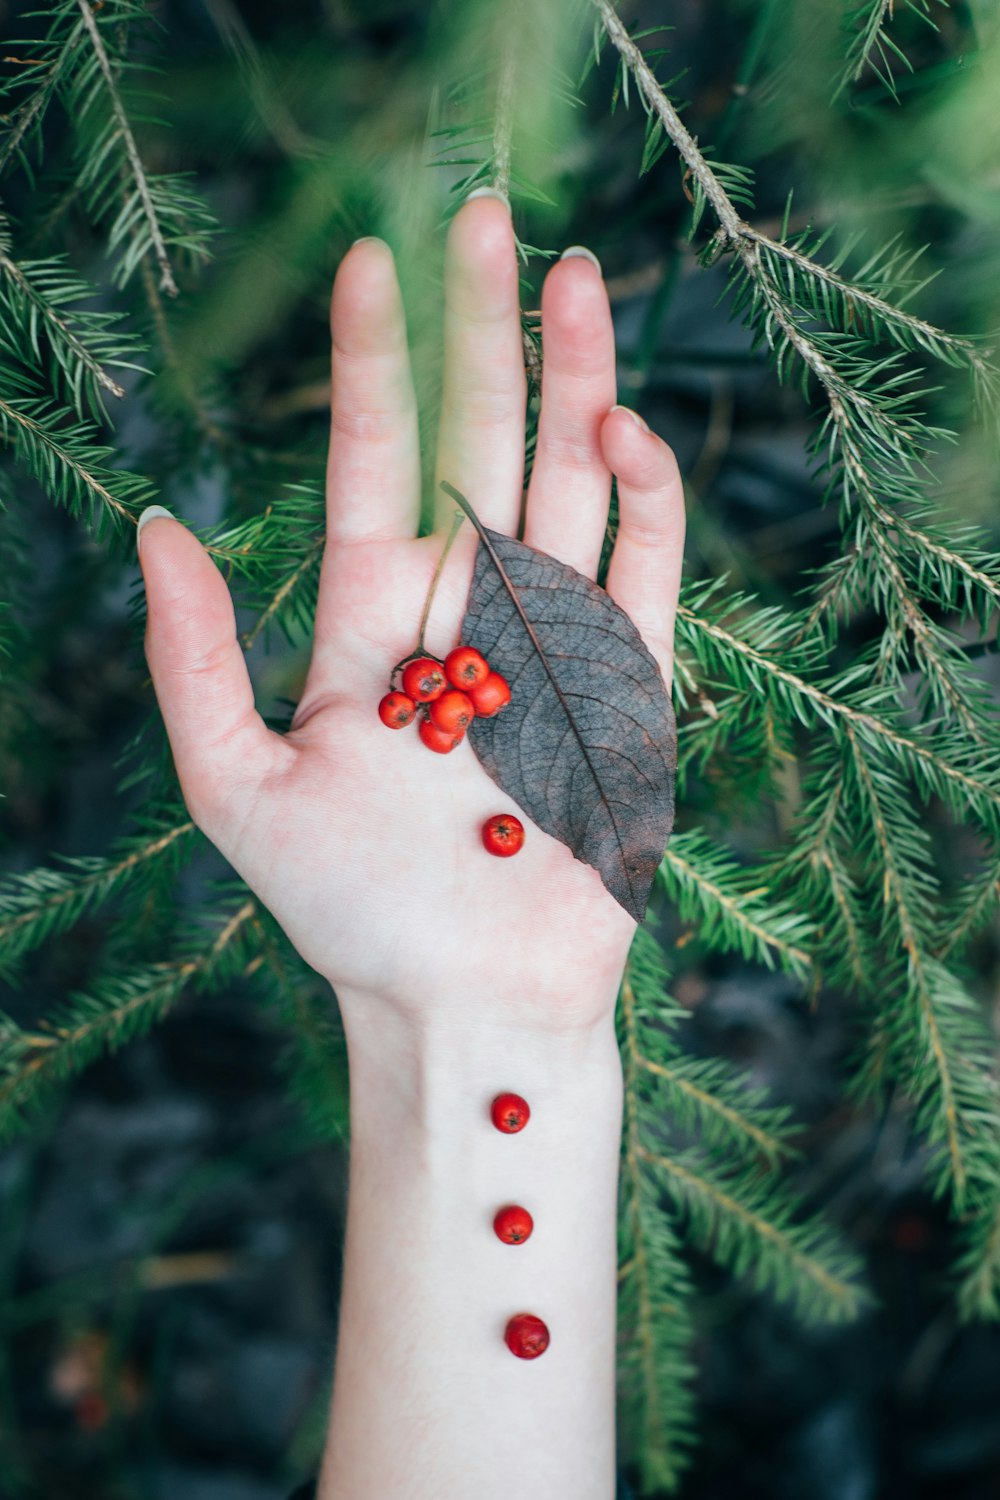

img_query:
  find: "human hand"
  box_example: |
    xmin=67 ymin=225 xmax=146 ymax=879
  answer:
xmin=139 ymin=194 xmax=684 ymax=1037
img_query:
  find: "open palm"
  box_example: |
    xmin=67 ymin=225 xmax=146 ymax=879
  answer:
xmin=139 ymin=195 xmax=685 ymax=1031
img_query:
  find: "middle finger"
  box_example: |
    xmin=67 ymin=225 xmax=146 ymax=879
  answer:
xmin=435 ymin=190 xmax=526 ymax=536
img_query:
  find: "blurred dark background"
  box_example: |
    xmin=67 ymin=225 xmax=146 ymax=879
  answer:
xmin=1 ymin=1 xmax=999 ymax=1496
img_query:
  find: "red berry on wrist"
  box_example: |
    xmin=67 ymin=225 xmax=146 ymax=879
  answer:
xmin=482 ymin=814 xmax=524 ymax=857
xmin=504 ymin=1313 xmax=549 ymax=1359
xmin=429 ymin=688 xmax=475 ymax=734
xmin=378 ymin=691 xmax=416 ymax=729
xmin=491 ymin=1092 xmax=530 ymax=1133
xmin=494 ymin=1204 xmax=534 ymax=1245
xmin=401 ymin=657 xmax=446 ymax=703
xmin=444 ymin=645 xmax=490 ymax=691
xmin=468 ymin=671 xmax=511 ymax=717
xmin=419 ymin=717 xmax=464 ymax=754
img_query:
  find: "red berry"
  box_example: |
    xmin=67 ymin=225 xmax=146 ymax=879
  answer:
xmin=429 ymin=689 xmax=475 ymax=734
xmin=378 ymin=691 xmax=416 ymax=729
xmin=419 ymin=717 xmax=464 ymax=754
xmin=482 ymin=814 xmax=524 ymax=857
xmin=74 ymin=1392 xmax=110 ymax=1432
xmin=504 ymin=1313 xmax=549 ymax=1360
xmin=491 ymin=1092 xmax=530 ymax=1133
xmin=494 ymin=1204 xmax=534 ymax=1245
xmin=444 ymin=645 xmax=490 ymax=691
xmin=468 ymin=671 xmax=511 ymax=717
xmin=401 ymin=657 xmax=446 ymax=703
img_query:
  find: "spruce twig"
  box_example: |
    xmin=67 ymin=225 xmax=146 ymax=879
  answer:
xmin=75 ymin=0 xmax=178 ymax=295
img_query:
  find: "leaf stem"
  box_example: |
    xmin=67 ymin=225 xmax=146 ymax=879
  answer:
xmin=415 ymin=506 xmax=464 ymax=655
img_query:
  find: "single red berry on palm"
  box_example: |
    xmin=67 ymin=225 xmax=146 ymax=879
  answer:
xmin=378 ymin=691 xmax=416 ymax=729
xmin=468 ymin=671 xmax=511 ymax=717
xmin=419 ymin=717 xmax=464 ymax=754
xmin=401 ymin=657 xmax=446 ymax=703
xmin=494 ymin=1205 xmax=534 ymax=1245
xmin=482 ymin=814 xmax=524 ymax=857
xmin=429 ymin=688 xmax=475 ymax=734
xmin=491 ymin=1093 xmax=530 ymax=1133
xmin=444 ymin=645 xmax=490 ymax=691
xmin=504 ymin=1313 xmax=549 ymax=1360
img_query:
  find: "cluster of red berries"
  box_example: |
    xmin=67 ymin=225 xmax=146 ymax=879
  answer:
xmin=490 ymin=1091 xmax=550 ymax=1361
xmin=378 ymin=646 xmax=511 ymax=755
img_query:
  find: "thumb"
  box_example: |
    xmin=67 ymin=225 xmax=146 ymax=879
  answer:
xmin=138 ymin=507 xmax=286 ymax=835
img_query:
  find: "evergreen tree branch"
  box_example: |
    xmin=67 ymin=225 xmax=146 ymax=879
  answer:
xmin=635 ymin=1049 xmax=794 ymax=1164
xmin=75 ymin=0 xmax=178 ymax=296
xmin=659 ymin=832 xmax=814 ymax=975
xmin=0 ymin=21 xmax=82 ymax=172
xmin=0 ymin=218 xmax=131 ymax=406
xmin=491 ymin=8 xmax=517 ymax=200
xmin=0 ymin=900 xmax=256 ymax=1142
xmin=595 ymin=1 xmax=980 ymax=388
xmin=240 ymin=533 xmax=324 ymax=650
xmin=0 ymin=816 xmax=196 ymax=974
xmin=837 ymin=1 xmax=943 ymax=97
xmin=595 ymin=0 xmax=1000 ymax=713
xmin=956 ymin=1192 xmax=1000 ymax=1320
xmin=846 ymin=727 xmax=1000 ymax=1206
xmin=624 ymin=954 xmax=795 ymax=1168
xmin=678 ymin=602 xmax=1000 ymax=819
xmin=248 ymin=916 xmax=349 ymax=1141
xmin=0 ymin=378 xmax=149 ymax=530
xmin=936 ymin=861 xmax=1000 ymax=961
xmin=637 ymin=1142 xmax=863 ymax=1318
xmin=791 ymin=775 xmax=871 ymax=987
xmin=618 ymin=952 xmax=696 ymax=1487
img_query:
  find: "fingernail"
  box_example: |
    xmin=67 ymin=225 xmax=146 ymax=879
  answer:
xmin=351 ymin=235 xmax=387 ymax=249
xmin=561 ymin=245 xmax=602 ymax=275
xmin=136 ymin=505 xmax=174 ymax=556
xmin=465 ymin=185 xmax=512 ymax=214
xmin=610 ymin=404 xmax=649 ymax=433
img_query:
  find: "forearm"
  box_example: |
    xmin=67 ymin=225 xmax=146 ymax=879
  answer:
xmin=319 ymin=995 xmax=624 ymax=1500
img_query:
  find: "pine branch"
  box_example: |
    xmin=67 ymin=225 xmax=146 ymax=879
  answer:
xmin=3 ymin=1 xmax=217 ymax=296
xmin=75 ymin=0 xmax=178 ymax=295
xmin=659 ymin=831 xmax=814 ymax=976
xmin=248 ymin=916 xmax=349 ymax=1142
xmin=640 ymin=1142 xmax=865 ymax=1320
xmin=845 ymin=728 xmax=1000 ymax=1207
xmin=596 ymin=0 xmax=1000 ymax=712
xmin=0 ymin=815 xmax=196 ymax=977
xmin=0 ymin=900 xmax=256 ymax=1142
xmin=617 ymin=1158 xmax=697 ymax=1493
xmin=838 ymin=1 xmax=943 ymax=97
xmin=936 ymin=858 xmax=1000 ymax=961
xmin=956 ymin=1191 xmax=1000 ymax=1320
xmin=491 ymin=5 xmax=518 ymax=201
xmin=0 ymin=213 xmax=138 ymax=409
xmin=0 ymin=370 xmax=151 ymax=531
xmin=0 ymin=19 xmax=82 ymax=173
xmin=677 ymin=599 xmax=1000 ymax=827
xmin=616 ymin=931 xmax=865 ymax=1482
xmin=778 ymin=766 xmax=871 ymax=990
xmin=618 ymin=947 xmax=697 ymax=1487
xmin=625 ymin=937 xmax=797 ymax=1168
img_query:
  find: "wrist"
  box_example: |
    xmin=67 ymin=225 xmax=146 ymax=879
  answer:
xmin=336 ymin=997 xmax=623 ymax=1140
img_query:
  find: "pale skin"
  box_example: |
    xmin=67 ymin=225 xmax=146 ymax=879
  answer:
xmin=138 ymin=192 xmax=685 ymax=1499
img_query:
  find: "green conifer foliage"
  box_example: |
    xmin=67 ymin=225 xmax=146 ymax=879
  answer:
xmin=0 ymin=1 xmax=997 ymax=1491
